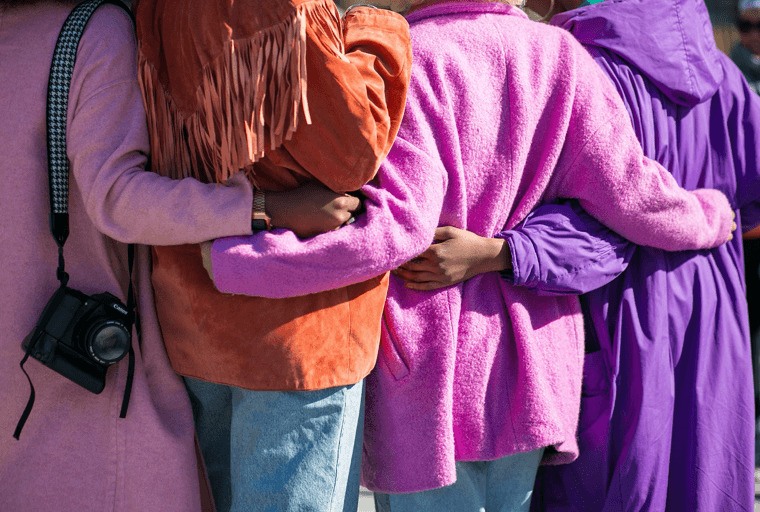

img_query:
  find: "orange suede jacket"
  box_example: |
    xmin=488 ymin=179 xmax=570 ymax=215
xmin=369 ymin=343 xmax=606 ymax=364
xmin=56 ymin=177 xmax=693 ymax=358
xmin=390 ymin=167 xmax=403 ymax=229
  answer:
xmin=136 ymin=1 xmax=411 ymax=390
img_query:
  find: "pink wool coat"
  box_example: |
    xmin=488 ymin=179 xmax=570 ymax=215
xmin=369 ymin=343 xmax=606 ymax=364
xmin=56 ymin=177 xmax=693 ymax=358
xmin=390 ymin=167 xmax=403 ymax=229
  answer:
xmin=208 ymin=2 xmax=734 ymax=493
xmin=0 ymin=4 xmax=253 ymax=510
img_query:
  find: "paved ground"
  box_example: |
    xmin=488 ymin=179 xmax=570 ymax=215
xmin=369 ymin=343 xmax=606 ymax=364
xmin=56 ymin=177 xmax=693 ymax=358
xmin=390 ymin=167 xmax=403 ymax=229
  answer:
xmin=358 ymin=487 xmax=375 ymax=512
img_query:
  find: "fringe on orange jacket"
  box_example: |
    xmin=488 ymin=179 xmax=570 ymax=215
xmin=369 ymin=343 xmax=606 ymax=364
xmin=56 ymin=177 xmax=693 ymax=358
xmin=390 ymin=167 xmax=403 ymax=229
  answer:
xmin=135 ymin=0 xmax=411 ymax=390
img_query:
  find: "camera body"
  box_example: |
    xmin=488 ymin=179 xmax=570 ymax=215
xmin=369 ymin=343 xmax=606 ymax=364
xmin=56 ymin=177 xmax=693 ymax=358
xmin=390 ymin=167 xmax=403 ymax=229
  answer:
xmin=23 ymin=286 xmax=132 ymax=393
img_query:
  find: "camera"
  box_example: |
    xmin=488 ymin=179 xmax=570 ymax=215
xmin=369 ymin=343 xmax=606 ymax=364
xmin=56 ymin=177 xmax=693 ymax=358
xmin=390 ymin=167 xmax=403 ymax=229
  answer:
xmin=22 ymin=286 xmax=132 ymax=394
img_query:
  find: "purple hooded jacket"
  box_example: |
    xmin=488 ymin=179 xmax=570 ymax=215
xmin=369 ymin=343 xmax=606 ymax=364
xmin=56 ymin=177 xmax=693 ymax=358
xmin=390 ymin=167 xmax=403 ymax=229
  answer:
xmin=498 ymin=1 xmax=760 ymax=510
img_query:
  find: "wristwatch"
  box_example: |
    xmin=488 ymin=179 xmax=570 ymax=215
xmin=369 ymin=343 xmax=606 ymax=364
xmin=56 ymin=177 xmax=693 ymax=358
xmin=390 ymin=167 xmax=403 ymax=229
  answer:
xmin=251 ymin=189 xmax=272 ymax=231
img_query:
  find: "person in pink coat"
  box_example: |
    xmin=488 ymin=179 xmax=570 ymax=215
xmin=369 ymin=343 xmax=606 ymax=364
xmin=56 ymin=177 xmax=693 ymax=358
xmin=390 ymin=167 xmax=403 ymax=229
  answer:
xmin=0 ymin=2 xmax=358 ymax=511
xmin=202 ymin=0 xmax=735 ymax=509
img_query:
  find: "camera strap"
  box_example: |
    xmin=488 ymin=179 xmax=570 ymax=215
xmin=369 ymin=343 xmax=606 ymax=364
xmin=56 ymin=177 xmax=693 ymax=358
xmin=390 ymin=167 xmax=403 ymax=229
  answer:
xmin=15 ymin=0 xmax=136 ymax=440
xmin=119 ymin=244 xmax=138 ymax=419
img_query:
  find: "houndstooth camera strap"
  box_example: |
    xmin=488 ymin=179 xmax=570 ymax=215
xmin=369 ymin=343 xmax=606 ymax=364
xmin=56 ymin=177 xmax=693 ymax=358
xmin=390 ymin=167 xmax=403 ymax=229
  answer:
xmin=47 ymin=0 xmax=133 ymax=248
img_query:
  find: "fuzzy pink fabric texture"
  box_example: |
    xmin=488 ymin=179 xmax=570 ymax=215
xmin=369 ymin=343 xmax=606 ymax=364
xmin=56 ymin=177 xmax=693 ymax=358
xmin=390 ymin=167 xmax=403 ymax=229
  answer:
xmin=210 ymin=2 xmax=733 ymax=494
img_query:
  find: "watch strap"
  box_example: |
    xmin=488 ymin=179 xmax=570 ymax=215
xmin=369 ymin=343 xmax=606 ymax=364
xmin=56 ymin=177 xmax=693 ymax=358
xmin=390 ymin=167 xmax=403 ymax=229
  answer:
xmin=252 ymin=189 xmax=271 ymax=231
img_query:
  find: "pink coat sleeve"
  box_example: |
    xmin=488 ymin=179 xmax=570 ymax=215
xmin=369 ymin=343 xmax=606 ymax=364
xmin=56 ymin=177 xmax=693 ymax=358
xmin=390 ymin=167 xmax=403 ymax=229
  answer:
xmin=209 ymin=132 xmax=447 ymax=298
xmin=550 ymin=40 xmax=733 ymax=250
xmin=66 ymin=6 xmax=253 ymax=246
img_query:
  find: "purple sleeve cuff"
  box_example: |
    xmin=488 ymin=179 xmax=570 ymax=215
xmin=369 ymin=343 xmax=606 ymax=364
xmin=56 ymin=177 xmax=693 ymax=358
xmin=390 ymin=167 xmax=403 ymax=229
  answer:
xmin=495 ymin=201 xmax=633 ymax=296
xmin=495 ymin=230 xmax=538 ymax=287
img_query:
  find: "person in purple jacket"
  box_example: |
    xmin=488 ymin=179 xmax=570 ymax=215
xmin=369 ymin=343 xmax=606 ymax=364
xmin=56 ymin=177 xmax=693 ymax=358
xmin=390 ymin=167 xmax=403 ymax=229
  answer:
xmin=397 ymin=0 xmax=760 ymax=510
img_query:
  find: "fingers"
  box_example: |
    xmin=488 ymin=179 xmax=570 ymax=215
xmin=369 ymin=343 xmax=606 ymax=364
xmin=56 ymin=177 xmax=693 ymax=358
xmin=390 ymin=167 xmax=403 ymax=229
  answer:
xmin=398 ymin=257 xmax=437 ymax=273
xmin=331 ymin=210 xmax=354 ymax=227
xmin=393 ymin=267 xmax=442 ymax=283
xmin=434 ymin=225 xmax=461 ymax=241
xmin=728 ymin=220 xmax=738 ymax=241
xmin=404 ymin=280 xmax=451 ymax=291
xmin=329 ymin=195 xmax=361 ymax=229
xmin=339 ymin=194 xmax=362 ymax=212
xmin=398 ymin=247 xmax=448 ymax=272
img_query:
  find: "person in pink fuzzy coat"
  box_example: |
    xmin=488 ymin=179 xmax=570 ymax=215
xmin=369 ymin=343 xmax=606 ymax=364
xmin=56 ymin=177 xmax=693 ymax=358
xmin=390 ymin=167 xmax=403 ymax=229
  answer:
xmin=202 ymin=0 xmax=735 ymax=509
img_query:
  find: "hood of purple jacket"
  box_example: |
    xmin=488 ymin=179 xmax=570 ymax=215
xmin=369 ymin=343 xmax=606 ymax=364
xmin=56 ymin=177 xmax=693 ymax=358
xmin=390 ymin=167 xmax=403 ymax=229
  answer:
xmin=552 ymin=0 xmax=724 ymax=106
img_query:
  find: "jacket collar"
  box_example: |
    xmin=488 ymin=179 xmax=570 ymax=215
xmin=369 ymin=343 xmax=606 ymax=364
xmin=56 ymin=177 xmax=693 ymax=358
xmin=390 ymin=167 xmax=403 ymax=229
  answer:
xmin=406 ymin=1 xmax=527 ymax=24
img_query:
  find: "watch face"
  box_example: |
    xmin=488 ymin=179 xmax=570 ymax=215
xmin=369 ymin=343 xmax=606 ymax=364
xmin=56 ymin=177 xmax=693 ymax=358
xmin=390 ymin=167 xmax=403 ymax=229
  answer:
xmin=252 ymin=218 xmax=269 ymax=231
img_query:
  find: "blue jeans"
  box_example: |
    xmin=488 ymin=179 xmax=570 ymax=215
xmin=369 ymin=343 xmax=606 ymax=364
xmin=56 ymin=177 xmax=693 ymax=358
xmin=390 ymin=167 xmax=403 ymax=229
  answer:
xmin=185 ymin=377 xmax=365 ymax=512
xmin=374 ymin=448 xmax=544 ymax=512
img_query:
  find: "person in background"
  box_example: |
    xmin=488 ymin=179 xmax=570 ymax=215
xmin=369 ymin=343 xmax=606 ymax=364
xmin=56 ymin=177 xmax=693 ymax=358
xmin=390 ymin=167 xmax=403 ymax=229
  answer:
xmin=731 ymin=0 xmax=760 ymax=94
xmin=0 ymin=1 xmax=358 ymax=511
xmin=134 ymin=1 xmax=411 ymax=511
xmin=199 ymin=0 xmax=735 ymax=510
xmin=732 ymin=0 xmax=760 ymax=465
xmin=398 ymin=0 xmax=760 ymax=510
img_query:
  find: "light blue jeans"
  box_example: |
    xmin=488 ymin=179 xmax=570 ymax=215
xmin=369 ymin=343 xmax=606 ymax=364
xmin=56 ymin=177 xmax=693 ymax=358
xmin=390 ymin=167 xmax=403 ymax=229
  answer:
xmin=374 ymin=448 xmax=544 ymax=512
xmin=185 ymin=377 xmax=365 ymax=512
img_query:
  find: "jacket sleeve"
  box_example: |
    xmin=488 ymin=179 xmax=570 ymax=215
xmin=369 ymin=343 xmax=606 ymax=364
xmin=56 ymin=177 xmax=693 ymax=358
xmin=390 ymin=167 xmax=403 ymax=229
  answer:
xmin=550 ymin=38 xmax=734 ymax=251
xmin=273 ymin=5 xmax=412 ymax=192
xmin=498 ymin=201 xmax=633 ymax=296
xmin=209 ymin=92 xmax=447 ymax=298
xmin=67 ymin=6 xmax=253 ymax=246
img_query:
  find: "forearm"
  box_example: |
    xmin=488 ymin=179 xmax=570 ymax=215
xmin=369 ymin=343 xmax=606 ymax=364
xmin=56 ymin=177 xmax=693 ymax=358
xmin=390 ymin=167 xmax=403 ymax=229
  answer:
xmin=555 ymin=43 xmax=733 ymax=251
xmin=571 ymin=149 xmax=733 ymax=251
xmin=210 ymin=138 xmax=446 ymax=298
xmin=67 ymin=21 xmax=254 ymax=246
xmin=71 ymin=84 xmax=254 ymax=246
xmin=470 ymin=237 xmax=511 ymax=275
xmin=85 ymin=167 xmax=254 ymax=246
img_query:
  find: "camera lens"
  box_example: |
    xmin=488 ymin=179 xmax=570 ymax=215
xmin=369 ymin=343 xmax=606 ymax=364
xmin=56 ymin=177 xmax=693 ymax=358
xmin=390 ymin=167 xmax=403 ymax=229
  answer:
xmin=86 ymin=321 xmax=131 ymax=364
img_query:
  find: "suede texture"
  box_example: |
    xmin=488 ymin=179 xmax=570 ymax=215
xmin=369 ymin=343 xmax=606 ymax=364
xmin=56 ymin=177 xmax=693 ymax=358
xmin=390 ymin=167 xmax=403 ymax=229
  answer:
xmin=140 ymin=2 xmax=411 ymax=390
xmin=153 ymin=244 xmax=389 ymax=390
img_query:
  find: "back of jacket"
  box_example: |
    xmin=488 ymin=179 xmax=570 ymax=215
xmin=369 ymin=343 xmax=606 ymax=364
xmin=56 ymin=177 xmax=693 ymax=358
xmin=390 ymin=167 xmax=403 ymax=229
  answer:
xmin=538 ymin=0 xmax=760 ymax=509
xmin=136 ymin=1 xmax=413 ymax=391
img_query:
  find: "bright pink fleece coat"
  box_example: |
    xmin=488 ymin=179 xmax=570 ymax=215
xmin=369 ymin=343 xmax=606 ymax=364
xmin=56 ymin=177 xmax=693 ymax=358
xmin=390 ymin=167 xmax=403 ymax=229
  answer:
xmin=209 ymin=3 xmax=733 ymax=493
